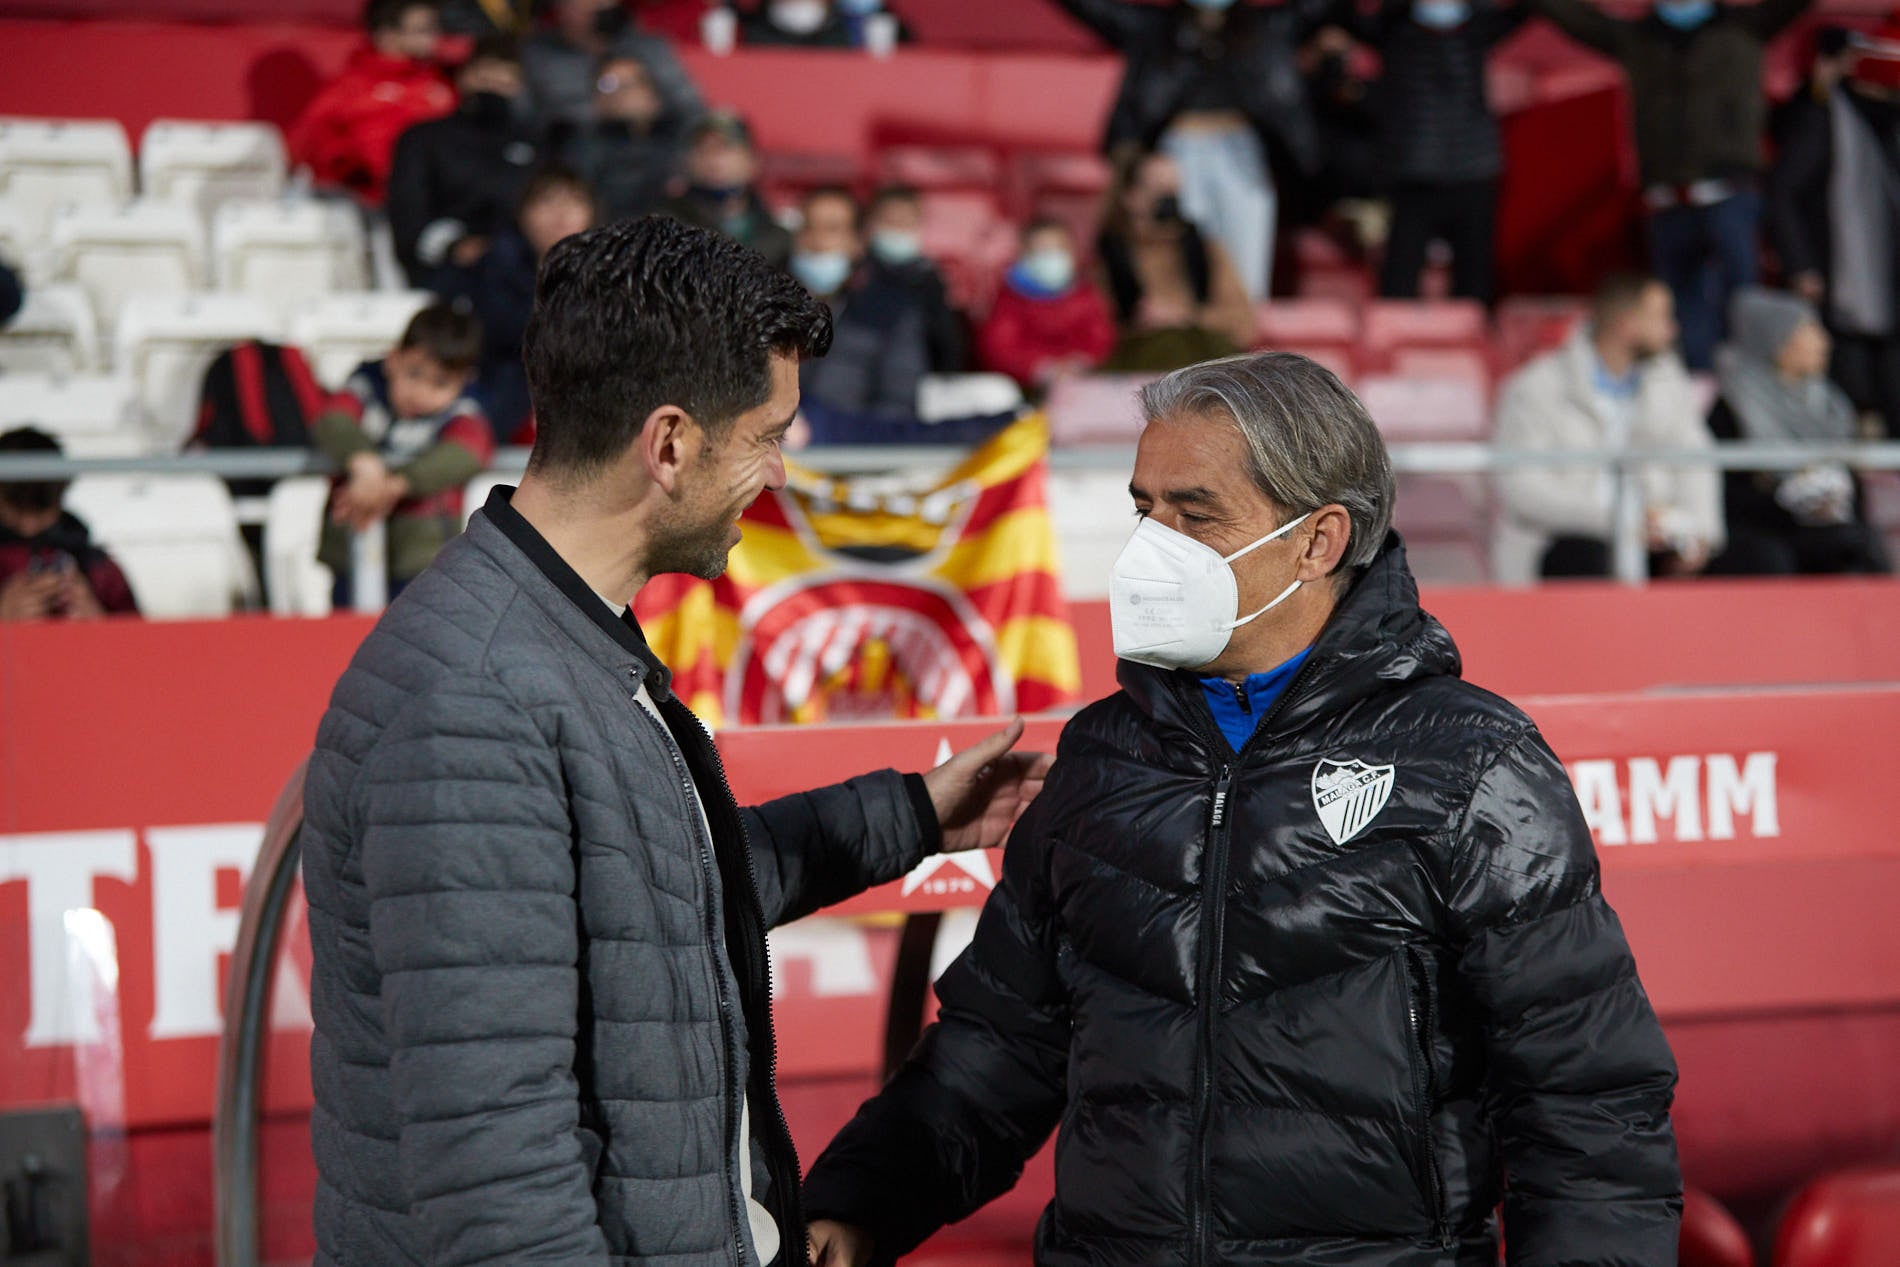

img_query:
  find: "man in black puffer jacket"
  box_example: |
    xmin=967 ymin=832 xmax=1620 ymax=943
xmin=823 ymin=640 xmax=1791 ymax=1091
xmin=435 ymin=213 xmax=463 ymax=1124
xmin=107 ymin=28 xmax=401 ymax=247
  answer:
xmin=804 ymin=352 xmax=1682 ymax=1267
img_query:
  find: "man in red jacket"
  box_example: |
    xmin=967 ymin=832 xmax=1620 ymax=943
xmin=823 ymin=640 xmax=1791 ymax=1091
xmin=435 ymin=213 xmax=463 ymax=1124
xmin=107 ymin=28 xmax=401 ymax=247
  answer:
xmin=978 ymin=217 xmax=1116 ymax=393
xmin=290 ymin=0 xmax=456 ymax=206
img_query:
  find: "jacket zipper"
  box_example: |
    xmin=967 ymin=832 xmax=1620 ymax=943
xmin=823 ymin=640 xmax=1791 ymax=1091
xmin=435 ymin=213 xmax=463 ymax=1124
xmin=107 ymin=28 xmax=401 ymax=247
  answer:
xmin=1404 ymin=946 xmax=1452 ymax=1247
xmin=1183 ymin=658 xmax=1319 ymax=1267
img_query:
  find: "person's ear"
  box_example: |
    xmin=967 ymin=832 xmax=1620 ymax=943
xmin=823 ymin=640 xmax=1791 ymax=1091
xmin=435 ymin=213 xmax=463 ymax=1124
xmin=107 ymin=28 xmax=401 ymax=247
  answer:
xmin=1295 ymin=504 xmax=1353 ymax=583
xmin=638 ymin=404 xmax=703 ymax=495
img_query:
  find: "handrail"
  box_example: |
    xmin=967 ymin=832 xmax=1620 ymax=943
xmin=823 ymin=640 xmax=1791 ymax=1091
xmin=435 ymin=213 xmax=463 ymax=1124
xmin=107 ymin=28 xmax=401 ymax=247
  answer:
xmin=213 ymin=759 xmax=309 ymax=1267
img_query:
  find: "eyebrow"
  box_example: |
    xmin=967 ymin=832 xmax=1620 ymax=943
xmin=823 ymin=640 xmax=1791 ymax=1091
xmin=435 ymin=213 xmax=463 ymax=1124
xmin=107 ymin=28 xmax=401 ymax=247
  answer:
xmin=1127 ymin=483 xmax=1222 ymax=507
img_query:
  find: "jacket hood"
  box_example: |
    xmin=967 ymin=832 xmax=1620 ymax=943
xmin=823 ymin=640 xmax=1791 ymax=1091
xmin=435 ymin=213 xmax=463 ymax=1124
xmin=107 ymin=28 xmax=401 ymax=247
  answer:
xmin=1116 ymin=530 xmax=1462 ymax=746
xmin=0 ymin=509 xmax=99 ymax=556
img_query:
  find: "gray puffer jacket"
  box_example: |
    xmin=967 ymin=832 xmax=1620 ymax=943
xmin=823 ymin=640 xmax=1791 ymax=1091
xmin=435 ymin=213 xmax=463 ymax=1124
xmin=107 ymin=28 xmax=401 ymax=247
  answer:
xmin=304 ymin=487 xmax=936 ymax=1266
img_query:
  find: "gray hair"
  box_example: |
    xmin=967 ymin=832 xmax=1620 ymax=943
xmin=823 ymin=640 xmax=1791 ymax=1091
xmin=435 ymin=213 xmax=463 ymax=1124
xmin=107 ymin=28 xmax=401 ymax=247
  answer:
xmin=1138 ymin=352 xmax=1395 ymax=580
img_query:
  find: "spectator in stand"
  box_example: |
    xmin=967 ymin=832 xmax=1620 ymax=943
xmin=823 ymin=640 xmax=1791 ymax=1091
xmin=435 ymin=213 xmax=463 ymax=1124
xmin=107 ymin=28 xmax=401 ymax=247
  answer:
xmin=387 ymin=35 xmax=540 ymax=288
xmin=1492 ymin=273 xmax=1723 ymax=581
xmin=663 ymin=111 xmax=794 ymax=271
xmin=1296 ymin=26 xmax=1384 ymax=243
xmin=439 ymin=166 xmax=599 ymax=439
xmin=288 ymin=0 xmax=456 ymax=207
xmin=1342 ymin=0 xmax=1528 ymax=304
xmin=1533 ymin=0 xmax=1813 ymax=370
xmin=0 ymin=256 xmax=20 ymax=328
xmin=863 ymin=185 xmax=966 ymax=373
xmin=739 ymin=0 xmax=913 ymax=48
xmin=1707 ymin=287 xmax=1889 ymax=574
xmin=978 ymin=218 xmax=1117 ymax=392
xmin=522 ymin=0 xmax=703 ymax=129
xmin=1054 ymin=0 xmax=1334 ymax=301
xmin=0 ymin=427 xmax=138 ymax=621
xmin=1770 ymin=20 xmax=1900 ymax=439
xmin=549 ymin=53 xmax=685 ymax=223
xmin=439 ymin=0 xmax=532 ymax=36
xmin=792 ymin=186 xmax=930 ymax=420
xmin=314 ymin=304 xmax=495 ymax=605
xmin=1097 ymin=149 xmax=1257 ymax=372
xmin=1770 ymin=24 xmax=1854 ymax=144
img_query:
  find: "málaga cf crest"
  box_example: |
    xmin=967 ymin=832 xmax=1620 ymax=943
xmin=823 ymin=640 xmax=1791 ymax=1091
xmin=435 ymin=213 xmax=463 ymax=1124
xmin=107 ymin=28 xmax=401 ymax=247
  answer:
xmin=1311 ymin=758 xmax=1396 ymax=846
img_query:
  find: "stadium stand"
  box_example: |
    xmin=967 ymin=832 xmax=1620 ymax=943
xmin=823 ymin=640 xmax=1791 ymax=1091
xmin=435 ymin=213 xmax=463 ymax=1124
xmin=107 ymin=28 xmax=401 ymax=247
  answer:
xmin=0 ymin=371 xmax=144 ymax=456
xmin=114 ymin=292 xmax=282 ymax=449
xmin=260 ymin=474 xmax=334 ymax=616
xmin=0 ymin=115 xmax=133 ymax=242
xmin=284 ymin=289 xmax=433 ymax=389
xmin=49 ymin=198 xmax=208 ymax=330
xmin=1775 ymin=1168 xmax=1900 ymax=1267
xmin=0 ymin=281 xmax=100 ymax=375
xmin=209 ymin=196 xmax=367 ymax=301
xmin=138 ymin=118 xmax=288 ymax=221
xmin=63 ymin=472 xmax=256 ymax=616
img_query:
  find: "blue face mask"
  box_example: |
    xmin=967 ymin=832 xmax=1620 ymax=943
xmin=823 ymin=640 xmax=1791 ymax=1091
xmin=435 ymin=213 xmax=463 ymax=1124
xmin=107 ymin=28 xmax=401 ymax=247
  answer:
xmin=1010 ymin=248 xmax=1077 ymax=298
xmin=1413 ymin=0 xmax=1470 ymax=29
xmin=870 ymin=230 xmax=922 ymax=266
xmin=838 ymin=0 xmax=882 ymax=13
xmin=1185 ymin=0 xmax=1237 ymax=10
xmin=1655 ymin=0 xmax=1714 ymax=30
xmin=792 ymin=250 xmax=853 ymax=296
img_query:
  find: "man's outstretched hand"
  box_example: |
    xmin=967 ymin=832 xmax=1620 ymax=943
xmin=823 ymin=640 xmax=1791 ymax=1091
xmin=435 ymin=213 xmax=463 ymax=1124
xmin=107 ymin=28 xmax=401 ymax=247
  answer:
xmin=920 ymin=717 xmax=1054 ymax=854
xmin=808 ymin=1218 xmax=873 ymax=1267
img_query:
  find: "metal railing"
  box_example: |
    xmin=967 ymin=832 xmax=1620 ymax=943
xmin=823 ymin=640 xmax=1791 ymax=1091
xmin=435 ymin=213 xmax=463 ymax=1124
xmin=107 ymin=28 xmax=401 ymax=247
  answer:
xmin=5 ymin=442 xmax=1900 ymax=589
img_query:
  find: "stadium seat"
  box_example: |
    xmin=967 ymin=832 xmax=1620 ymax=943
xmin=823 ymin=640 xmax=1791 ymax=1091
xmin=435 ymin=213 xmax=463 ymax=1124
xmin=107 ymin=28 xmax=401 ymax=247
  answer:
xmin=139 ymin=119 xmax=287 ymax=221
xmin=212 ymin=198 xmax=368 ymax=302
xmin=261 ymin=475 xmax=334 ymax=617
xmin=1255 ymin=296 xmax=1360 ymax=348
xmin=0 ymin=117 xmax=135 ymax=243
xmin=462 ymin=471 xmax=512 ymax=528
xmin=1045 ymin=372 xmax=1156 ymax=446
xmin=1680 ymin=1187 xmax=1755 ymax=1267
xmin=1295 ymin=265 xmax=1374 ymax=308
xmin=1047 ymin=465 xmax=1133 ymax=600
xmin=1495 ymin=294 xmax=1587 ymax=371
xmin=1355 ymin=372 xmax=1491 ymax=442
xmin=63 ymin=473 xmax=258 ymax=617
xmin=1389 ymin=346 xmax=1494 ymax=400
xmin=114 ymin=292 xmax=282 ymax=449
xmin=1774 ymin=1166 xmax=1900 ymax=1266
xmin=0 ymin=282 xmax=100 ymax=375
xmin=1362 ymin=298 xmax=1489 ymax=361
xmin=1013 ymin=150 xmax=1111 ymax=209
xmin=917 ymin=372 xmax=1024 ymax=423
xmin=286 ymin=290 xmax=433 ymax=390
xmin=1391 ymin=473 xmax=1490 ymax=585
xmin=49 ymin=198 xmax=208 ymax=331
xmin=0 ymin=372 xmax=145 ymax=456
xmin=877 ymin=144 xmax=1002 ymax=191
xmin=0 ymin=198 xmax=54 ymax=285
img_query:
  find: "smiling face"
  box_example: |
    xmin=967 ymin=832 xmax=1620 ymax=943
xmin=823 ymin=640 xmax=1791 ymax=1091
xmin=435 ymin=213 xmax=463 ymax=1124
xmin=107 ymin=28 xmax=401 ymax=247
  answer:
xmin=649 ymin=351 xmax=801 ymax=579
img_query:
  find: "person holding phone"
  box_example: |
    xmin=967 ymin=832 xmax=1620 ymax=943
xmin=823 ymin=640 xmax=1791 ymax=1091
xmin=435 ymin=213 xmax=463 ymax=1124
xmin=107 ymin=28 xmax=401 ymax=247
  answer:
xmin=0 ymin=427 xmax=138 ymax=622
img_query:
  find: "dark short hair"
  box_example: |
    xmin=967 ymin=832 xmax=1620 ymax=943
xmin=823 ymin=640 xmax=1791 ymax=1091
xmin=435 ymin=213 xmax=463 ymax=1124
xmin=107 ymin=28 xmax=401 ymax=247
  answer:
xmin=0 ymin=425 xmax=66 ymax=514
xmin=519 ymin=163 xmax=598 ymax=222
xmin=398 ymin=302 xmax=483 ymax=374
xmin=365 ymin=0 xmax=436 ymax=35
xmin=1022 ymin=215 xmax=1071 ymax=240
xmin=523 ymin=216 xmax=833 ymax=477
xmin=464 ymin=34 xmax=522 ymax=69
xmin=868 ymin=183 xmax=922 ymax=216
xmin=801 ymin=185 xmax=863 ymax=231
xmin=1592 ymin=271 xmax=1664 ymax=327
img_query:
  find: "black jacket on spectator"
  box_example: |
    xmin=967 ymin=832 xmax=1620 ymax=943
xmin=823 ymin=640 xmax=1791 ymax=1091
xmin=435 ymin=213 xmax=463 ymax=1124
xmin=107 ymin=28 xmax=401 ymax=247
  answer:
xmin=801 ymin=270 xmax=931 ymax=420
xmin=665 ymin=190 xmax=795 ymax=273
xmin=549 ymin=118 xmax=684 ymax=224
xmin=805 ymin=536 xmax=1683 ymax=1266
xmin=0 ymin=257 xmax=21 ymax=328
xmin=436 ymin=228 xmax=536 ymax=437
xmin=739 ymin=8 xmax=914 ymax=47
xmin=1705 ymin=399 xmax=1890 ymax=573
xmin=386 ymin=97 xmax=540 ymax=286
xmin=1768 ymin=87 xmax=1900 ymax=295
xmin=865 ymin=255 xmax=967 ymax=374
xmin=1054 ymin=0 xmax=1328 ymax=175
xmin=1343 ymin=0 xmax=1527 ymax=185
xmin=1532 ymin=0 xmax=1811 ymax=187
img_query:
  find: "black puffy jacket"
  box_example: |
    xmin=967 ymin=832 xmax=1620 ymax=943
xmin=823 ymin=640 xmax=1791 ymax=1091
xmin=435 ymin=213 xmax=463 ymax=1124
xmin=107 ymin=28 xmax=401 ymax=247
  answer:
xmin=804 ymin=537 xmax=1682 ymax=1266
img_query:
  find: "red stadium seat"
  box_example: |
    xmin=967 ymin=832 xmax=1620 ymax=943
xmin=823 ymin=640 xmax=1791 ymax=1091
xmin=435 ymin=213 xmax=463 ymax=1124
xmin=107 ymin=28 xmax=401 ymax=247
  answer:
xmin=877 ymin=143 xmax=1003 ymax=191
xmin=1355 ymin=372 xmax=1490 ymax=442
xmin=1390 ymin=345 xmax=1495 ymax=400
xmin=1255 ymin=296 xmax=1360 ymax=347
xmin=1362 ymin=298 xmax=1489 ymax=359
xmin=1013 ymin=149 xmax=1111 ymax=197
xmin=1296 ymin=265 xmax=1375 ymax=308
xmin=1495 ymin=294 xmax=1588 ymax=371
xmin=1775 ymin=1167 xmax=1900 ymax=1266
xmin=1682 ymin=1188 xmax=1756 ymax=1267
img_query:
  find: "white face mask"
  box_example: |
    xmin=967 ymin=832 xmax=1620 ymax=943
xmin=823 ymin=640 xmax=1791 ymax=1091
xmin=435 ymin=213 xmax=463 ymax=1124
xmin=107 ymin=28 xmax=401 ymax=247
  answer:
xmin=1110 ymin=511 xmax=1311 ymax=670
xmin=771 ymin=0 xmax=830 ymax=34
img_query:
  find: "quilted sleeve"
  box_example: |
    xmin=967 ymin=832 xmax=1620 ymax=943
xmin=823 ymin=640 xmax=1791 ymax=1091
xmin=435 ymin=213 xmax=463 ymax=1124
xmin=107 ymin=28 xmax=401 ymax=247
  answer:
xmin=740 ymin=770 xmax=937 ymax=927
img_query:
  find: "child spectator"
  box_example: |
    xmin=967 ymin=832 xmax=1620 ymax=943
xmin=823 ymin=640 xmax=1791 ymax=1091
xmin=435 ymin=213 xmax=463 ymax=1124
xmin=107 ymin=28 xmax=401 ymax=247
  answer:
xmin=523 ymin=0 xmax=703 ymax=129
xmin=0 ymin=427 xmax=139 ymax=621
xmin=437 ymin=166 xmax=599 ymax=438
xmin=387 ymin=35 xmax=540 ymax=287
xmin=549 ymin=54 xmax=685 ymax=223
xmin=978 ymin=218 xmax=1116 ymax=392
xmin=863 ymin=185 xmax=966 ymax=372
xmin=313 ymin=304 xmax=495 ymax=604
xmin=289 ymin=0 xmax=456 ymax=207
xmin=793 ymin=186 xmax=930 ymax=420
xmin=664 ymin=111 xmax=793 ymax=271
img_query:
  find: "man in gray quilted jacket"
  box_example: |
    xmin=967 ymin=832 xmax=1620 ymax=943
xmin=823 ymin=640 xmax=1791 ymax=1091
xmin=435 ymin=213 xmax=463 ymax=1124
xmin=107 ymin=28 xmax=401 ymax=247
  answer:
xmin=302 ymin=214 xmax=1050 ymax=1267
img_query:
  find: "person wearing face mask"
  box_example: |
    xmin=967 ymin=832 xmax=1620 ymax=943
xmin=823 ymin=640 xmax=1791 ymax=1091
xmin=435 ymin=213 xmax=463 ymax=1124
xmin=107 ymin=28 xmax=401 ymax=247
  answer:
xmin=548 ymin=53 xmax=686 ymax=223
xmin=1706 ymin=287 xmax=1890 ymax=574
xmin=1492 ymin=272 xmax=1723 ymax=581
xmin=1532 ymin=0 xmax=1814 ymax=370
xmin=977 ymin=217 xmax=1117 ymax=391
xmin=738 ymin=0 xmax=914 ymax=49
xmin=1098 ymin=148 xmax=1258 ymax=371
xmin=386 ymin=36 xmax=540 ymax=287
xmin=1340 ymin=0 xmax=1528 ymax=303
xmin=288 ymin=0 xmax=456 ymax=207
xmin=521 ymin=0 xmax=704 ymax=129
xmin=862 ymin=185 xmax=966 ymax=372
xmin=790 ymin=186 xmax=932 ymax=421
xmin=803 ymin=350 xmax=1683 ymax=1267
xmin=663 ymin=110 xmax=794 ymax=271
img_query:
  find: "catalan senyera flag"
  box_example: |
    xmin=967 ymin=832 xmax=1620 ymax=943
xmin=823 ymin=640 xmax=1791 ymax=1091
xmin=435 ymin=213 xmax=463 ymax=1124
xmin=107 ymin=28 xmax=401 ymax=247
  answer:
xmin=634 ymin=413 xmax=1081 ymax=727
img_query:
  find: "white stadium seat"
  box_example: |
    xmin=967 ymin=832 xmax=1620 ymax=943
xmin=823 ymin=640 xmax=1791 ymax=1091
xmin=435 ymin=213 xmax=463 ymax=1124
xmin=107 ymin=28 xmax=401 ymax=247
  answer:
xmin=462 ymin=471 xmax=511 ymax=528
xmin=63 ymin=473 xmax=259 ymax=617
xmin=917 ymin=372 xmax=1024 ymax=423
xmin=0 ymin=117 xmax=134 ymax=243
xmin=0 ymin=283 xmax=100 ymax=375
xmin=114 ymin=292 xmax=281 ymax=449
xmin=0 ymin=372 xmax=147 ymax=456
xmin=139 ymin=120 xmax=287 ymax=220
xmin=0 ymin=198 xmax=57 ymax=285
xmin=262 ymin=475 xmax=335 ymax=617
xmin=212 ymin=198 xmax=368 ymax=303
xmin=286 ymin=289 xmax=431 ymax=389
xmin=49 ymin=199 xmax=208 ymax=332
xmin=1355 ymin=374 xmax=1491 ymax=443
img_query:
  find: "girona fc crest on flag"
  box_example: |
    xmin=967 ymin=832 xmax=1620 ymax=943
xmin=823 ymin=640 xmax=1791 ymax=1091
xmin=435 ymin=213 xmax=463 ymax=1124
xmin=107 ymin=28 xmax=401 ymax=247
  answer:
xmin=1311 ymin=758 xmax=1395 ymax=846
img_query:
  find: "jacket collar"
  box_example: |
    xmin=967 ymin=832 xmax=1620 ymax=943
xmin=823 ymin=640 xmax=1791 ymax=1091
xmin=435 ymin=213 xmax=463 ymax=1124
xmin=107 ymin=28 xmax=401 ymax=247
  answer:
xmin=1117 ymin=531 xmax=1461 ymax=751
xmin=467 ymin=485 xmax=677 ymax=700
